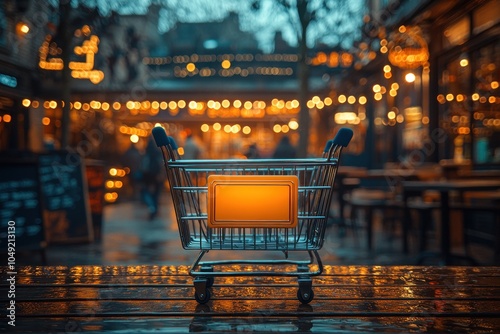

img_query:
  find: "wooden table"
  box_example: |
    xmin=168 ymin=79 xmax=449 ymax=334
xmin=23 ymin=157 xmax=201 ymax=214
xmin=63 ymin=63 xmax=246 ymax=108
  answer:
xmin=402 ymin=179 xmax=500 ymax=265
xmin=2 ymin=265 xmax=500 ymax=332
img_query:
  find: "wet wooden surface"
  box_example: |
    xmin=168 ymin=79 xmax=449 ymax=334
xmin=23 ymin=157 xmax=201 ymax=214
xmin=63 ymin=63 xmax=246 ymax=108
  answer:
xmin=2 ymin=265 xmax=500 ymax=333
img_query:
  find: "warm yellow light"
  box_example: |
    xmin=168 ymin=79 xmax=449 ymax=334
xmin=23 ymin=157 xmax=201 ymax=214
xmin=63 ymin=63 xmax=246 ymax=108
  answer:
xmin=338 ymin=95 xmax=347 ymax=103
xmin=446 ymin=94 xmax=454 ymax=101
xmin=178 ymin=100 xmax=186 ymax=108
xmin=130 ymin=134 xmax=139 ymax=143
xmin=168 ymin=101 xmax=177 ymax=109
xmin=242 ymin=126 xmax=251 ymax=134
xmin=49 ymin=101 xmax=57 ymax=109
xmin=306 ymin=100 xmax=315 ymax=108
xmin=109 ymin=168 xmax=117 ymax=176
xmin=231 ymin=124 xmax=241 ymax=133
xmin=213 ymin=123 xmax=221 ymax=131
xmin=223 ymin=124 xmax=232 ymax=133
xmin=324 ymin=97 xmax=333 ymax=106
xmin=17 ymin=22 xmax=30 ymax=34
xmin=22 ymin=99 xmax=31 ymax=107
xmin=391 ymin=83 xmax=400 ymax=90
xmin=273 ymin=124 xmax=282 ymax=133
xmin=288 ymin=119 xmax=299 ymax=130
xmin=472 ymin=93 xmax=479 ymax=101
xmin=222 ymin=99 xmax=230 ymax=108
xmin=405 ymin=73 xmax=416 ymax=83
xmin=186 ymin=63 xmax=196 ymax=72
xmin=358 ymin=96 xmax=367 ymax=105
xmin=347 ymin=96 xmax=356 ymax=104
xmin=374 ymin=93 xmax=383 ymax=100
xmin=372 ymin=85 xmax=381 ymax=93
xmin=42 ymin=117 xmax=50 ymax=125
xmin=334 ymin=112 xmax=357 ymax=124
xmin=491 ymin=81 xmax=499 ymax=89
xmin=383 ymin=65 xmax=391 ymax=73
xmin=388 ymin=111 xmax=396 ymax=119
xmin=221 ymin=60 xmax=231 ymax=69
xmin=396 ymin=114 xmax=404 ymax=123
xmin=459 ymin=58 xmax=469 ymax=67
xmin=201 ymin=124 xmax=210 ymax=132
xmin=233 ymin=100 xmax=242 ymax=108
xmin=281 ymin=125 xmax=289 ymax=133
xmin=244 ymin=101 xmax=253 ymax=109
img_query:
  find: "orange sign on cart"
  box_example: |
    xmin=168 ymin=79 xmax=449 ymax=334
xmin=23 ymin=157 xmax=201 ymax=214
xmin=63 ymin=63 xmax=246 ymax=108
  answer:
xmin=207 ymin=175 xmax=299 ymax=228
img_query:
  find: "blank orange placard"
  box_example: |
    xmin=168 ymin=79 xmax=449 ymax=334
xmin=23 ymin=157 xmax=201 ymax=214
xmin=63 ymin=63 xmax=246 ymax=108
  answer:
xmin=207 ymin=175 xmax=298 ymax=228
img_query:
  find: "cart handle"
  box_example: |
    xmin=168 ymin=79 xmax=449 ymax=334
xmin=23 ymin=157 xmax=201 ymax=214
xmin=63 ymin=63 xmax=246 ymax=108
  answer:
xmin=152 ymin=126 xmax=178 ymax=161
xmin=323 ymin=127 xmax=353 ymax=158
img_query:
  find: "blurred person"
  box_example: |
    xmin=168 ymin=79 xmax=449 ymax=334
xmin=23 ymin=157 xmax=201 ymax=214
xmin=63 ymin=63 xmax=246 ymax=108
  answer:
xmin=272 ymin=135 xmax=297 ymax=159
xmin=182 ymin=133 xmax=202 ymax=159
xmin=244 ymin=143 xmax=261 ymax=159
xmin=122 ymin=143 xmax=142 ymax=201
xmin=140 ymin=138 xmax=165 ymax=220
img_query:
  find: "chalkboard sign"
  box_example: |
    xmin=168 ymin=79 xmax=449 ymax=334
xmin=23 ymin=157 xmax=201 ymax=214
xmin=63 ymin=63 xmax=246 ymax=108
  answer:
xmin=39 ymin=151 xmax=93 ymax=244
xmin=0 ymin=159 xmax=46 ymax=251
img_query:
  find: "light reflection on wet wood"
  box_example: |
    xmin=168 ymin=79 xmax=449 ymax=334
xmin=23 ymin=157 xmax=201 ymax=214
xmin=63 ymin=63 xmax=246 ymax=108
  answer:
xmin=1 ymin=265 xmax=499 ymax=333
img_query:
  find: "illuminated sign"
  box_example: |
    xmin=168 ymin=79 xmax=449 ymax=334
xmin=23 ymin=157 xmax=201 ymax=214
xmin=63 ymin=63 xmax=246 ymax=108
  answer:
xmin=0 ymin=73 xmax=17 ymax=88
xmin=38 ymin=25 xmax=104 ymax=84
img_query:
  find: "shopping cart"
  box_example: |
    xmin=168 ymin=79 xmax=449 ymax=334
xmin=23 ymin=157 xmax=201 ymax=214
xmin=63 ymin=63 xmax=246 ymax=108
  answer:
xmin=152 ymin=127 xmax=353 ymax=304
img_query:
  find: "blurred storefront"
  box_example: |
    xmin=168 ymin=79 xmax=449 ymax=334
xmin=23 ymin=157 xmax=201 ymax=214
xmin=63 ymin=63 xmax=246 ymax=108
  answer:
xmin=2 ymin=0 xmax=499 ymax=174
xmin=342 ymin=0 xmax=500 ymax=169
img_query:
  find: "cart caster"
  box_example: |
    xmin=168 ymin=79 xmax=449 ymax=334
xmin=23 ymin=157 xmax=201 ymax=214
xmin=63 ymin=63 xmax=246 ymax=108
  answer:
xmin=195 ymin=289 xmax=211 ymax=304
xmin=297 ymin=278 xmax=314 ymax=304
xmin=194 ymin=277 xmax=212 ymax=304
xmin=297 ymin=288 xmax=314 ymax=304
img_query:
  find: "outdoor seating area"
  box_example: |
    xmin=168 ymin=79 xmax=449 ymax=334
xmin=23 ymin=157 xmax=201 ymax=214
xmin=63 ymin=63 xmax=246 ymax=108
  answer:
xmin=333 ymin=163 xmax=500 ymax=266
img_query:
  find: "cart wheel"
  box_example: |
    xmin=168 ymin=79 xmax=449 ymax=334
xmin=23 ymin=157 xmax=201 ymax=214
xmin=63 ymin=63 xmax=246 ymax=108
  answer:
xmin=297 ymin=288 xmax=314 ymax=304
xmin=194 ymin=289 xmax=211 ymax=304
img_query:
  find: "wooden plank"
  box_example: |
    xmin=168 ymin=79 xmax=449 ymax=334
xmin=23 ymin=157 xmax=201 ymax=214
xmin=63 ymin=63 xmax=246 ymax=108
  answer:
xmin=5 ymin=316 xmax=500 ymax=333
xmin=14 ymin=299 xmax=500 ymax=318
xmin=9 ymin=286 xmax=500 ymax=302
xmin=2 ymin=265 xmax=500 ymax=333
